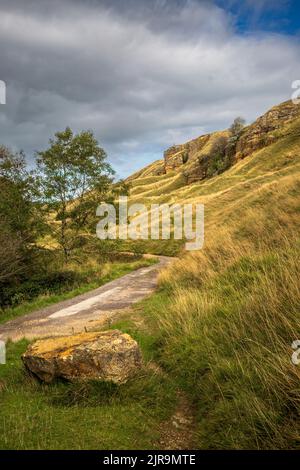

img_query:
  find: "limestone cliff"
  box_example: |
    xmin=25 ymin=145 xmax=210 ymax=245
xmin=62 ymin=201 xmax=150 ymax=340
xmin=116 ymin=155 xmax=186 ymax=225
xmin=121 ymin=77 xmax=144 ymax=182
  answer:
xmin=129 ymin=100 xmax=300 ymax=186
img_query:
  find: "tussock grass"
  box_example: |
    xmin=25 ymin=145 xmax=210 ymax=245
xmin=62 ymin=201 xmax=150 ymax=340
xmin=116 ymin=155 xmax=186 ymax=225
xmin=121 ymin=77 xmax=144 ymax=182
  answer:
xmin=156 ymin=173 xmax=300 ymax=449
xmin=123 ymin=122 xmax=300 ymax=448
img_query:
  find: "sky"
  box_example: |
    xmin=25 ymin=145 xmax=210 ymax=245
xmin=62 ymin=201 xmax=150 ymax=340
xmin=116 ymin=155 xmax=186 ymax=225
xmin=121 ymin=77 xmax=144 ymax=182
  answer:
xmin=0 ymin=0 xmax=300 ymax=178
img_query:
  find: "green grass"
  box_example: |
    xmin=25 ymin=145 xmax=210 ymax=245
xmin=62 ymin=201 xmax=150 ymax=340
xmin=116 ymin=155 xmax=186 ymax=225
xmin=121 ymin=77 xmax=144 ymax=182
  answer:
xmin=156 ymin=243 xmax=300 ymax=449
xmin=0 ymin=257 xmax=158 ymax=325
xmin=1 ymin=102 xmax=300 ymax=450
xmin=115 ymin=239 xmax=183 ymax=257
xmin=121 ymin=115 xmax=300 ymax=449
xmin=0 ymin=337 xmax=177 ymax=450
xmin=154 ymin=171 xmax=300 ymax=449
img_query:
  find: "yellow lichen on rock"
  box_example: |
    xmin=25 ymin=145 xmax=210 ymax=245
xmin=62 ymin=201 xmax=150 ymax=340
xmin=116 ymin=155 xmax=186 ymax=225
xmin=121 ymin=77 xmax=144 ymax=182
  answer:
xmin=22 ymin=330 xmax=142 ymax=384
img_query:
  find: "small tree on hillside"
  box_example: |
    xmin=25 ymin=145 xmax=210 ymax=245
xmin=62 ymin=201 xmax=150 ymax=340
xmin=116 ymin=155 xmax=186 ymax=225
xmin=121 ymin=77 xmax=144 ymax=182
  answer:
xmin=229 ymin=116 xmax=246 ymax=137
xmin=36 ymin=128 xmax=114 ymax=262
xmin=226 ymin=116 xmax=246 ymax=163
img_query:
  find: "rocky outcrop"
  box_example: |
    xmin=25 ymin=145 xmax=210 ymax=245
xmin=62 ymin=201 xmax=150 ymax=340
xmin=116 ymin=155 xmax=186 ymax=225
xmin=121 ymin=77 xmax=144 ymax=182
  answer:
xmin=164 ymin=101 xmax=300 ymax=181
xmin=163 ymin=134 xmax=210 ymax=174
xmin=235 ymin=100 xmax=300 ymax=161
xmin=22 ymin=330 xmax=142 ymax=384
xmin=183 ymin=154 xmax=211 ymax=184
xmin=129 ymin=100 xmax=300 ymax=187
xmin=164 ymin=146 xmax=186 ymax=172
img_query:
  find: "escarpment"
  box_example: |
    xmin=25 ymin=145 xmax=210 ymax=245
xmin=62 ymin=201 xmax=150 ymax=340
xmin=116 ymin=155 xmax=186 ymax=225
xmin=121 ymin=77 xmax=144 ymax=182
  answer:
xmin=129 ymin=100 xmax=300 ymax=187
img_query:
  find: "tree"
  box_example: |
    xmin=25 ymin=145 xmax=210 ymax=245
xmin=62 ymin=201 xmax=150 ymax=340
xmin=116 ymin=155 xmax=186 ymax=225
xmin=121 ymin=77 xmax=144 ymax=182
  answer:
xmin=0 ymin=228 xmax=23 ymax=284
xmin=210 ymin=135 xmax=228 ymax=157
xmin=0 ymin=147 xmax=33 ymax=236
xmin=0 ymin=146 xmax=40 ymax=243
xmin=225 ymin=116 xmax=246 ymax=164
xmin=0 ymin=146 xmax=39 ymax=285
xmin=36 ymin=128 xmax=115 ymax=262
xmin=229 ymin=116 xmax=245 ymax=137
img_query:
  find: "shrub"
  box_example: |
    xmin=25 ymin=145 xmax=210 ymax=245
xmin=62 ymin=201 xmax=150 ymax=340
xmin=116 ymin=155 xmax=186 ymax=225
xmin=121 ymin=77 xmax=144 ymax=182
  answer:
xmin=207 ymin=135 xmax=229 ymax=177
xmin=0 ymin=271 xmax=82 ymax=307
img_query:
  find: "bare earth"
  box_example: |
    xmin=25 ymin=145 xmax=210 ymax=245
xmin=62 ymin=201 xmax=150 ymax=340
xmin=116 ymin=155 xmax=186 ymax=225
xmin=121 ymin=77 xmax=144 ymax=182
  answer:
xmin=0 ymin=256 xmax=172 ymax=342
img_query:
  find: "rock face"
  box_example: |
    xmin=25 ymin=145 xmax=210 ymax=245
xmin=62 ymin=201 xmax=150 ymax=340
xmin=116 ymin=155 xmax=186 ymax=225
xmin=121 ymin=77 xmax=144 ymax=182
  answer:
xmin=22 ymin=330 xmax=142 ymax=384
xmin=163 ymin=134 xmax=211 ymax=174
xmin=183 ymin=154 xmax=211 ymax=184
xmin=235 ymin=100 xmax=300 ymax=161
xmin=128 ymin=99 xmax=300 ymax=186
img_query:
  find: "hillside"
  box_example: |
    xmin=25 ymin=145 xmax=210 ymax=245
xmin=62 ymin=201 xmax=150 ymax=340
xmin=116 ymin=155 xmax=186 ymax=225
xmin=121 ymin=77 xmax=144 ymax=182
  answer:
xmin=1 ymin=99 xmax=299 ymax=451
xmin=123 ymin=100 xmax=300 ymax=256
xmin=124 ymin=99 xmax=300 ymax=449
xmin=128 ymin=99 xmax=300 ymax=200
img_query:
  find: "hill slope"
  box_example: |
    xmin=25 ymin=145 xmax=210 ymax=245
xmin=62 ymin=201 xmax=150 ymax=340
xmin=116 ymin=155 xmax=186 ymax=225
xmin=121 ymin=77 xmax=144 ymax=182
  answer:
xmin=125 ymin=100 xmax=300 ymax=449
xmin=128 ymin=99 xmax=300 ymax=203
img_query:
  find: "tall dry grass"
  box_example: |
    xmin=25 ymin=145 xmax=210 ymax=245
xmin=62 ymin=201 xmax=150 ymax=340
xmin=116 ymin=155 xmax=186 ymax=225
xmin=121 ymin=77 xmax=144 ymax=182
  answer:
xmin=155 ymin=173 xmax=300 ymax=448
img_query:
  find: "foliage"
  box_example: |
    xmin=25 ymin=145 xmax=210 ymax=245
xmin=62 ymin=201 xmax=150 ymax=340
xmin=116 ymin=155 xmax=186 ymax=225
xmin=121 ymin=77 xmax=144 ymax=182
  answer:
xmin=0 ymin=146 xmax=39 ymax=242
xmin=229 ymin=116 xmax=246 ymax=137
xmin=207 ymin=135 xmax=229 ymax=177
xmin=0 ymin=147 xmax=43 ymax=289
xmin=206 ymin=117 xmax=246 ymax=177
xmin=36 ymin=128 xmax=115 ymax=261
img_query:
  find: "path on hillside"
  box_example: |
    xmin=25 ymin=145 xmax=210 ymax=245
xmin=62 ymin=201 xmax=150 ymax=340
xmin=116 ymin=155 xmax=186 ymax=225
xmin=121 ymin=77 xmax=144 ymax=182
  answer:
xmin=0 ymin=256 xmax=172 ymax=342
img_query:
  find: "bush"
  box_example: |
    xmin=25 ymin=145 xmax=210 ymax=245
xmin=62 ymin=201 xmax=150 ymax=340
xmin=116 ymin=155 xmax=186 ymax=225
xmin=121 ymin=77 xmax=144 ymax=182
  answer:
xmin=0 ymin=271 xmax=82 ymax=307
xmin=207 ymin=135 xmax=230 ymax=177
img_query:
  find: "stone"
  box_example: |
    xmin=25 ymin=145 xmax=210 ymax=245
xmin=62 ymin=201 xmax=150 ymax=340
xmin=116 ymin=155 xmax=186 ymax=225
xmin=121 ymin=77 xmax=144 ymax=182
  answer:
xmin=22 ymin=330 xmax=142 ymax=384
xmin=163 ymin=134 xmax=211 ymax=174
xmin=128 ymin=99 xmax=300 ymax=186
xmin=235 ymin=100 xmax=300 ymax=161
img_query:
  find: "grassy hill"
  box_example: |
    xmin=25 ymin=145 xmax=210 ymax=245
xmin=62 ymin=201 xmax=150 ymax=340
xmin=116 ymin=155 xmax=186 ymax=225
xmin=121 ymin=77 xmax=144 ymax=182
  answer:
xmin=1 ymin=100 xmax=299 ymax=450
xmin=123 ymin=100 xmax=300 ymax=255
xmin=123 ymin=100 xmax=300 ymax=448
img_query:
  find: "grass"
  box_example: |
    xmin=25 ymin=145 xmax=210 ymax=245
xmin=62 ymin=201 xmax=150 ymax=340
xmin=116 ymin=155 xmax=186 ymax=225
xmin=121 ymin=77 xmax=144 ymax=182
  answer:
xmin=0 ymin=336 xmax=177 ymax=450
xmin=153 ymin=173 xmax=300 ymax=449
xmin=0 ymin=257 xmax=158 ymax=324
xmin=1 ymin=104 xmax=300 ymax=449
xmin=118 ymin=117 xmax=300 ymax=449
xmin=157 ymin=240 xmax=300 ymax=448
xmin=115 ymin=238 xmax=183 ymax=257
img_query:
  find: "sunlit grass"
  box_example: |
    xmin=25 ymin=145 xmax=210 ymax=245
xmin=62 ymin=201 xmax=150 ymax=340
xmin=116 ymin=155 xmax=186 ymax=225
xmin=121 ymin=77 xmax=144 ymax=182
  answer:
xmin=124 ymin=119 xmax=300 ymax=448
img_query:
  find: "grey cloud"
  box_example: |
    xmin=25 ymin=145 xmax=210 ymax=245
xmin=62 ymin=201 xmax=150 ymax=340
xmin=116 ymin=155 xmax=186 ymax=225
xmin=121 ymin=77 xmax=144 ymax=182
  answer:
xmin=0 ymin=0 xmax=299 ymax=177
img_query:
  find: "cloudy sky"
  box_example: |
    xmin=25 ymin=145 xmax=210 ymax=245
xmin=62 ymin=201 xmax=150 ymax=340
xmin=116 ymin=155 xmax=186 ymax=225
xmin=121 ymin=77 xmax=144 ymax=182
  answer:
xmin=0 ymin=0 xmax=300 ymax=178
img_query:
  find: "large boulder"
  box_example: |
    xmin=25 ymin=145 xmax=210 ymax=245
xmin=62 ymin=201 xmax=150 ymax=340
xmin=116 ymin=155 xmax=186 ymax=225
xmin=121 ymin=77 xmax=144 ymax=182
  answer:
xmin=22 ymin=330 xmax=142 ymax=384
